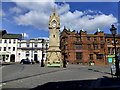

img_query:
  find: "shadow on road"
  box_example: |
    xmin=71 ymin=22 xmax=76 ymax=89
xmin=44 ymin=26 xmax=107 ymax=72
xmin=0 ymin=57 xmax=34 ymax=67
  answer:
xmin=88 ymin=68 xmax=111 ymax=75
xmin=30 ymin=77 xmax=120 ymax=90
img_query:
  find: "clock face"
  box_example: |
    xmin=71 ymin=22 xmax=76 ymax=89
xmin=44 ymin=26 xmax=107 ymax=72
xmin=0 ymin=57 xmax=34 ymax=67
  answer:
xmin=52 ymin=23 xmax=56 ymax=27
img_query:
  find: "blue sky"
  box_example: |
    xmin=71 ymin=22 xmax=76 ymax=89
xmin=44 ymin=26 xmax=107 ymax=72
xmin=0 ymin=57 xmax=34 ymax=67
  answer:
xmin=1 ymin=1 xmax=119 ymax=39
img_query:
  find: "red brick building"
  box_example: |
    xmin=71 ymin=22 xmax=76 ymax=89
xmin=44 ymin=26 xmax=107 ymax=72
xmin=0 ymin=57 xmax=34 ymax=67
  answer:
xmin=60 ymin=27 xmax=120 ymax=65
xmin=105 ymin=34 xmax=120 ymax=65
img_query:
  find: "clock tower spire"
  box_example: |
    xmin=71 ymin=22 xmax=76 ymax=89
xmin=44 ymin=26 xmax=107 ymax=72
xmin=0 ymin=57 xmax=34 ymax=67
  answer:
xmin=46 ymin=8 xmax=62 ymax=67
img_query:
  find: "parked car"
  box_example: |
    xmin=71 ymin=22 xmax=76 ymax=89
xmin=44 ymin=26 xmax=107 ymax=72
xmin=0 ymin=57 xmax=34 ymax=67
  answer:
xmin=20 ymin=59 xmax=34 ymax=64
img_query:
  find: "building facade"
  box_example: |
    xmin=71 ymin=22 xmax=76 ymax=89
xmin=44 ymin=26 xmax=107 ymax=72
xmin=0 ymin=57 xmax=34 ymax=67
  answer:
xmin=60 ymin=27 xmax=120 ymax=65
xmin=105 ymin=34 xmax=120 ymax=65
xmin=17 ymin=38 xmax=49 ymax=63
xmin=0 ymin=30 xmax=22 ymax=62
xmin=0 ymin=30 xmax=49 ymax=63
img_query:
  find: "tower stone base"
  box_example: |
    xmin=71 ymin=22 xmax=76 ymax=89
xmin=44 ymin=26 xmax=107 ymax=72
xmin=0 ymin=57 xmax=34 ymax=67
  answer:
xmin=46 ymin=50 xmax=62 ymax=67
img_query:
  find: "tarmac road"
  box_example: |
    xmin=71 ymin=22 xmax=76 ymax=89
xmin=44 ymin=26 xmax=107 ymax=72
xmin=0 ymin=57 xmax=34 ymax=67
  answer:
xmin=2 ymin=64 xmax=113 ymax=89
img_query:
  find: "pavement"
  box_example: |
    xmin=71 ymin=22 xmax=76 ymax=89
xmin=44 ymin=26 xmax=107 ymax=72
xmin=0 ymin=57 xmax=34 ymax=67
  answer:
xmin=1 ymin=64 xmax=120 ymax=90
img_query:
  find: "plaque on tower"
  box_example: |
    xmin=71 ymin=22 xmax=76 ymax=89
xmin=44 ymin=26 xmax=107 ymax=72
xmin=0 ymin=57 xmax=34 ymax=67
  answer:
xmin=45 ymin=8 xmax=62 ymax=67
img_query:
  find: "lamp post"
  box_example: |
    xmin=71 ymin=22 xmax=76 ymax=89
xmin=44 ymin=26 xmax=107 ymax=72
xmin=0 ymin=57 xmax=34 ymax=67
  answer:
xmin=45 ymin=41 xmax=48 ymax=61
xmin=110 ymin=24 xmax=119 ymax=77
xmin=41 ymin=39 xmax=44 ymax=67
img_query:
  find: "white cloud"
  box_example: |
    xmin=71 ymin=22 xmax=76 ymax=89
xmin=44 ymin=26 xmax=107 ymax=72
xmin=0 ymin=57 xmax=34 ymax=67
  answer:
xmin=22 ymin=33 xmax=29 ymax=38
xmin=9 ymin=7 xmax=22 ymax=14
xmin=0 ymin=9 xmax=5 ymax=17
xmin=10 ymin=1 xmax=117 ymax=33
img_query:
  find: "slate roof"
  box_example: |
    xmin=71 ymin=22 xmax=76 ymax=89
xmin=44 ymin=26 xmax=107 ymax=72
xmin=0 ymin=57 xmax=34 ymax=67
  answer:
xmin=2 ymin=34 xmax=22 ymax=39
xmin=105 ymin=34 xmax=120 ymax=38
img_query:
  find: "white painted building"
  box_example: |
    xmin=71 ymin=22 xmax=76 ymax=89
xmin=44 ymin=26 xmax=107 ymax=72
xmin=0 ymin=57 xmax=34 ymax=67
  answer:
xmin=0 ymin=30 xmax=49 ymax=63
xmin=0 ymin=30 xmax=22 ymax=63
xmin=17 ymin=38 xmax=49 ymax=63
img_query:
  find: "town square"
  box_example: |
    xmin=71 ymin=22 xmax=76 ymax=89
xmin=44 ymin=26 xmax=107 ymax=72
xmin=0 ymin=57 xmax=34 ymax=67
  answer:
xmin=0 ymin=0 xmax=120 ymax=89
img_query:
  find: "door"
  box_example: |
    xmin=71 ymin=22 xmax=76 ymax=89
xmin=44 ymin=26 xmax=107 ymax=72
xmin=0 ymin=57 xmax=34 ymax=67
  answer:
xmin=34 ymin=54 xmax=38 ymax=63
xmin=10 ymin=54 xmax=15 ymax=62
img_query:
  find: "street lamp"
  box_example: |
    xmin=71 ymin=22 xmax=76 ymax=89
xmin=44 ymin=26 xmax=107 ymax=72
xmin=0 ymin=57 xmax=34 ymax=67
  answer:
xmin=45 ymin=41 xmax=48 ymax=61
xmin=41 ymin=39 xmax=44 ymax=67
xmin=110 ymin=24 xmax=119 ymax=77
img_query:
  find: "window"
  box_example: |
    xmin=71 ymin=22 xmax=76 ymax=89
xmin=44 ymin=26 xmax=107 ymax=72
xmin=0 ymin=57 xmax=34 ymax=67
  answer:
xmin=63 ymin=38 xmax=67 ymax=42
xmin=4 ymin=40 xmax=7 ymax=43
xmin=108 ymin=48 xmax=111 ymax=55
xmin=6 ymin=55 xmax=9 ymax=60
xmin=107 ymin=39 xmax=110 ymax=44
xmin=26 ymin=43 xmax=29 ymax=47
xmin=26 ymin=51 xmax=29 ymax=56
xmin=94 ymin=37 xmax=96 ymax=41
xmin=19 ymin=43 xmax=21 ymax=47
xmin=8 ymin=47 xmax=11 ymax=50
xmin=112 ymin=40 xmax=114 ymax=44
xmin=89 ymin=54 xmax=93 ymax=60
xmin=76 ymin=52 xmax=82 ymax=60
xmin=100 ymin=37 xmax=103 ymax=41
xmin=88 ymin=44 xmax=91 ymax=49
xmin=0 ymin=40 xmax=2 ymax=43
xmin=9 ymin=40 xmax=11 ymax=43
xmin=116 ymin=40 xmax=118 ymax=43
xmin=53 ymin=35 xmax=55 ymax=38
xmin=13 ymin=47 xmax=15 ymax=51
xmin=13 ymin=40 xmax=16 ymax=44
xmin=35 ymin=43 xmax=37 ymax=47
xmin=76 ymin=37 xmax=80 ymax=41
xmin=96 ymin=54 xmax=103 ymax=60
xmin=94 ymin=44 xmax=98 ymax=49
xmin=111 ymin=48 xmax=115 ymax=54
xmin=64 ymin=45 xmax=67 ymax=50
xmin=76 ymin=44 xmax=82 ymax=49
xmin=101 ymin=44 xmax=104 ymax=48
xmin=117 ymin=48 xmax=119 ymax=55
xmin=4 ymin=47 xmax=6 ymax=51
xmin=87 ymin=37 xmax=90 ymax=41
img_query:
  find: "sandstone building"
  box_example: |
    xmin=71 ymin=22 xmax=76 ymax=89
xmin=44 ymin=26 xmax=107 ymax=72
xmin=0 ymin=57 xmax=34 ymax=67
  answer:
xmin=60 ymin=27 xmax=120 ymax=65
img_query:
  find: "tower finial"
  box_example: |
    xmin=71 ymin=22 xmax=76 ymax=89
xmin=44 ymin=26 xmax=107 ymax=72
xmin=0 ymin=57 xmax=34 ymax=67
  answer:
xmin=53 ymin=5 xmax=56 ymax=14
xmin=64 ymin=26 xmax=66 ymax=29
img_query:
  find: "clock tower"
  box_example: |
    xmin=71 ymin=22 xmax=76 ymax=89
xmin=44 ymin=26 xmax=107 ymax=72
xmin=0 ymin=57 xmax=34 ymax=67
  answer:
xmin=46 ymin=8 xmax=62 ymax=67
